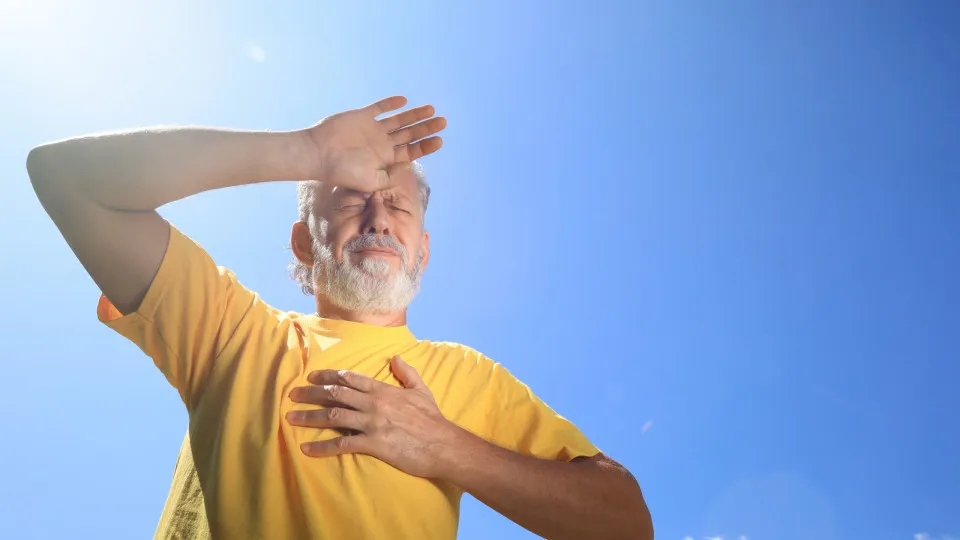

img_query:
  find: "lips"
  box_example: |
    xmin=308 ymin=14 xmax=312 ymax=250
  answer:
xmin=355 ymin=247 xmax=399 ymax=257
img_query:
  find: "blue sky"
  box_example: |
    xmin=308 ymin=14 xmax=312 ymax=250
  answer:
xmin=1 ymin=1 xmax=958 ymax=539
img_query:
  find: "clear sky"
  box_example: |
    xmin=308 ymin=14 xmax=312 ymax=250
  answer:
xmin=1 ymin=1 xmax=958 ymax=539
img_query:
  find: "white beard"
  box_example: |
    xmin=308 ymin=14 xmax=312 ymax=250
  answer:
xmin=312 ymin=227 xmax=423 ymax=314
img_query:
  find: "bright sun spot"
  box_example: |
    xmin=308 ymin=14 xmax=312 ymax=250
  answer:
xmin=245 ymin=41 xmax=266 ymax=63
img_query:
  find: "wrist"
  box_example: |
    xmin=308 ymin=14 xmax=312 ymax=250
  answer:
xmin=252 ymin=129 xmax=321 ymax=182
xmin=282 ymin=129 xmax=323 ymax=181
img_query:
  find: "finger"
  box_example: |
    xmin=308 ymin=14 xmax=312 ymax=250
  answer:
xmin=380 ymin=104 xmax=436 ymax=132
xmin=286 ymin=407 xmax=367 ymax=431
xmin=365 ymin=96 xmax=408 ymax=117
xmin=389 ymin=355 xmax=425 ymax=390
xmin=394 ymin=136 xmax=443 ymax=162
xmin=301 ymin=434 xmax=372 ymax=458
xmin=289 ymin=384 xmax=372 ymax=410
xmin=389 ymin=117 xmax=447 ymax=146
xmin=308 ymin=369 xmax=379 ymax=393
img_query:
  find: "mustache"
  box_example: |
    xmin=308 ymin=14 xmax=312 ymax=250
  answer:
xmin=343 ymin=234 xmax=408 ymax=261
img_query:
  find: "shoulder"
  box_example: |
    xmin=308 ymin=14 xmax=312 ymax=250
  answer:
xmin=417 ymin=340 xmax=485 ymax=358
xmin=410 ymin=339 xmax=519 ymax=393
xmin=413 ymin=341 xmax=505 ymax=423
xmin=413 ymin=340 xmax=503 ymax=373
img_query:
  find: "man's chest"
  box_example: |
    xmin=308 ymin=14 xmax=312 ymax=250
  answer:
xmin=190 ymin=334 xmax=424 ymax=453
xmin=182 ymin=337 xmax=463 ymax=537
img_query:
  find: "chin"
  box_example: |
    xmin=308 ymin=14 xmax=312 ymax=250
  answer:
xmin=356 ymin=265 xmax=394 ymax=277
xmin=356 ymin=259 xmax=396 ymax=275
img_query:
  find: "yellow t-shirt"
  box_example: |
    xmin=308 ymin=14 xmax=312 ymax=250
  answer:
xmin=98 ymin=224 xmax=600 ymax=539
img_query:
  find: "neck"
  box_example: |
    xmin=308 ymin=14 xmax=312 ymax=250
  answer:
xmin=315 ymin=296 xmax=408 ymax=327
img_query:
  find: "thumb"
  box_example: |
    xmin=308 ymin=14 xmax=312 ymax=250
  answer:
xmin=390 ymin=355 xmax=424 ymax=390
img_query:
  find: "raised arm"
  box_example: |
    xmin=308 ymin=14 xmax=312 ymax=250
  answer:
xmin=26 ymin=96 xmax=445 ymax=314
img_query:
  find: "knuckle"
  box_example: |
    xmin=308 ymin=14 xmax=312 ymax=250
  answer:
xmin=369 ymin=413 xmax=387 ymax=431
xmin=326 ymin=384 xmax=342 ymax=399
xmin=326 ymin=407 xmax=343 ymax=422
xmin=370 ymin=395 xmax=391 ymax=415
xmin=335 ymin=437 xmax=352 ymax=451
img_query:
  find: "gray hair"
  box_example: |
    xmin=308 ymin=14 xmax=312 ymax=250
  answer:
xmin=290 ymin=162 xmax=431 ymax=296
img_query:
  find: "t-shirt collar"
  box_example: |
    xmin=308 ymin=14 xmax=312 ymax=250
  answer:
xmin=289 ymin=312 xmax=416 ymax=342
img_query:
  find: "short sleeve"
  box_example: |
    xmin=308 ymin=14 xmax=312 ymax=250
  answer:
xmin=485 ymin=363 xmax=601 ymax=462
xmin=96 ymin=223 xmax=258 ymax=408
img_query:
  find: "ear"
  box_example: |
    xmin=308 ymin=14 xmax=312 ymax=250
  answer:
xmin=419 ymin=229 xmax=430 ymax=273
xmin=291 ymin=221 xmax=314 ymax=265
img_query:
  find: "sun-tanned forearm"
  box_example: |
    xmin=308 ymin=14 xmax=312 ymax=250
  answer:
xmin=290 ymin=362 xmax=652 ymax=539
xmin=26 ymin=127 xmax=312 ymax=212
xmin=439 ymin=427 xmax=654 ymax=540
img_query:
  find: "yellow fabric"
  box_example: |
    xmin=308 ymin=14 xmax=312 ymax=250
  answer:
xmin=98 ymin=224 xmax=600 ymax=540
xmin=155 ymin=433 xmax=210 ymax=540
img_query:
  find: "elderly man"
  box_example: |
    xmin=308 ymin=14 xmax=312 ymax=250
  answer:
xmin=27 ymin=97 xmax=653 ymax=539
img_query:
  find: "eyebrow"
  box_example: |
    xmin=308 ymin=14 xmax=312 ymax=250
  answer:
xmin=333 ymin=187 xmax=413 ymax=203
xmin=384 ymin=191 xmax=413 ymax=203
xmin=331 ymin=187 xmax=366 ymax=198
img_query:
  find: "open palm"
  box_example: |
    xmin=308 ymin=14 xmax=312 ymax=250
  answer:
xmin=307 ymin=96 xmax=446 ymax=192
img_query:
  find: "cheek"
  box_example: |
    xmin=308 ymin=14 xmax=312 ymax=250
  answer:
xmin=322 ymin=221 xmax=357 ymax=258
xmin=402 ymin=238 xmax=425 ymax=268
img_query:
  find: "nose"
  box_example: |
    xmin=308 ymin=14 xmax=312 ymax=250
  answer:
xmin=361 ymin=199 xmax=391 ymax=236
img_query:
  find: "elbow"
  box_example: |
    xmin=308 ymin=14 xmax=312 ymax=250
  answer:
xmin=614 ymin=467 xmax=653 ymax=539
xmin=26 ymin=145 xmax=45 ymax=182
xmin=620 ymin=476 xmax=653 ymax=540
xmin=595 ymin=506 xmax=652 ymax=540
xmin=27 ymin=143 xmax=78 ymax=208
xmin=635 ymin=510 xmax=654 ymax=540
xmin=601 ymin=483 xmax=653 ymax=540
xmin=622 ymin=500 xmax=653 ymax=540
xmin=26 ymin=144 xmax=58 ymax=194
xmin=590 ymin=458 xmax=653 ymax=539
